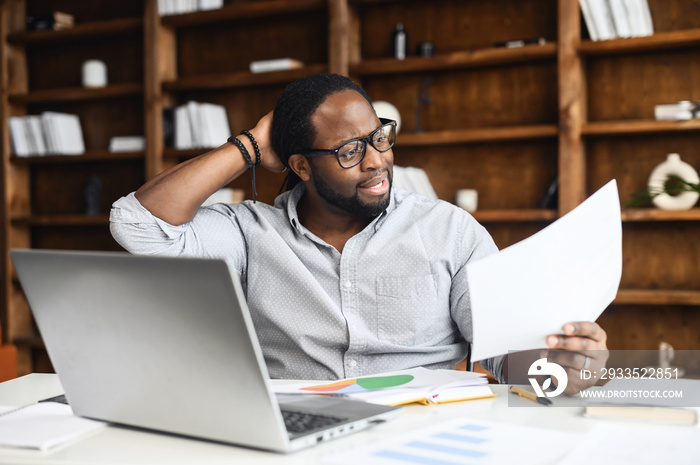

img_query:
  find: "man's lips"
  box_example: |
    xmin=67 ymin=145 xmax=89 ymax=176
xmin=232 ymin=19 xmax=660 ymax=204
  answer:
xmin=358 ymin=172 xmax=389 ymax=195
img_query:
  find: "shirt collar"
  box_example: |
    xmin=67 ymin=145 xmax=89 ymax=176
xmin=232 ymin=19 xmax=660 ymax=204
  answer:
xmin=276 ymin=183 xmax=396 ymax=233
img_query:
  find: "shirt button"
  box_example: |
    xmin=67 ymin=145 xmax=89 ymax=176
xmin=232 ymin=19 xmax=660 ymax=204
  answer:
xmin=344 ymin=281 xmax=352 ymax=288
xmin=348 ymin=359 xmax=357 ymax=367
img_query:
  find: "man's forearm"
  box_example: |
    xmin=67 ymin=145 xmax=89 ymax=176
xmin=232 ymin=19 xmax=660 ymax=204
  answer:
xmin=135 ymin=139 xmax=253 ymax=225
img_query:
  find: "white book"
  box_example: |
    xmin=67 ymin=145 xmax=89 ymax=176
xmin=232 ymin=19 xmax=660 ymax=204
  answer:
xmin=623 ymin=0 xmax=645 ymax=36
xmin=249 ymin=58 xmax=303 ymax=74
xmin=49 ymin=112 xmax=84 ymax=155
xmin=27 ymin=116 xmax=47 ymax=155
xmin=579 ymin=0 xmax=600 ymax=41
xmin=607 ymin=0 xmax=631 ymax=38
xmin=174 ymin=105 xmax=192 ymax=150
xmin=638 ymin=0 xmax=654 ymax=36
xmin=187 ymin=101 xmax=202 ymax=148
xmin=22 ymin=118 xmax=38 ymax=156
xmin=199 ymin=103 xmax=230 ymax=148
xmin=588 ymin=0 xmax=617 ymax=40
xmin=198 ymin=0 xmax=223 ymax=11
xmin=108 ymin=136 xmax=145 ymax=152
xmin=40 ymin=113 xmax=56 ymax=154
xmin=9 ymin=117 xmax=30 ymax=157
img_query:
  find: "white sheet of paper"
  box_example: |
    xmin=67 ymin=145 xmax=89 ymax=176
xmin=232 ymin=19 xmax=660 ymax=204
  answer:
xmin=468 ymin=180 xmax=622 ymax=361
xmin=322 ymin=418 xmax=583 ymax=465
xmin=557 ymin=423 xmax=700 ymax=465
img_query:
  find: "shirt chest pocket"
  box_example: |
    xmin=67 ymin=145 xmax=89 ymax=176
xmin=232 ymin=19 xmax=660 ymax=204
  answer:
xmin=376 ymin=275 xmax=437 ymax=346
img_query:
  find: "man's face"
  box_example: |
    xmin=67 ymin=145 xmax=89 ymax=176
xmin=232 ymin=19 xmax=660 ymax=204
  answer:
xmin=307 ymin=90 xmax=394 ymax=218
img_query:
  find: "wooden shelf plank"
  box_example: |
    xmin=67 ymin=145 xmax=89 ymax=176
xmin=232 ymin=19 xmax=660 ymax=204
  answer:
xmin=9 ymin=82 xmax=143 ymax=104
xmin=471 ymin=209 xmax=557 ymax=223
xmin=7 ymin=17 xmax=143 ymax=45
xmin=161 ymin=0 xmax=325 ymax=28
xmin=10 ymin=214 xmax=110 ymax=227
xmin=163 ymin=64 xmax=328 ymax=92
xmin=10 ymin=150 xmax=144 ymax=164
xmin=12 ymin=334 xmax=45 ymax=349
xmin=583 ymin=119 xmax=700 ymax=136
xmin=615 ymin=289 xmax=700 ymax=306
xmin=397 ymin=125 xmax=558 ymax=146
xmin=578 ymin=28 xmax=700 ymax=55
xmin=621 ymin=208 xmax=700 ymax=222
xmin=350 ymin=42 xmax=557 ymax=76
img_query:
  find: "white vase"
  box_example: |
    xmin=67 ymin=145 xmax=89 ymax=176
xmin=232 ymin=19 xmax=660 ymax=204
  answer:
xmin=82 ymin=60 xmax=107 ymax=88
xmin=647 ymin=153 xmax=700 ymax=210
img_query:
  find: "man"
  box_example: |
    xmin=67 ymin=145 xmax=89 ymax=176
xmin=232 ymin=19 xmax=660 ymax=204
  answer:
xmin=111 ymin=73 xmax=607 ymax=388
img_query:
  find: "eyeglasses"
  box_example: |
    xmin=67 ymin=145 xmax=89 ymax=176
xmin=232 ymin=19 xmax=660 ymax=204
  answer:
xmin=301 ymin=118 xmax=397 ymax=169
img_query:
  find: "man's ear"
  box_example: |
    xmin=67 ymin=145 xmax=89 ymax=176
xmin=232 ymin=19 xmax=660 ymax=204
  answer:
xmin=288 ymin=154 xmax=312 ymax=181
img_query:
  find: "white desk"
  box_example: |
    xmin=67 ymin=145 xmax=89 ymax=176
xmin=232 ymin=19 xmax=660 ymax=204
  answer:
xmin=0 ymin=374 xmax=616 ymax=464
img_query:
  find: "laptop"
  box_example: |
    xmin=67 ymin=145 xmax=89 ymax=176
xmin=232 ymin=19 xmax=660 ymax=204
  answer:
xmin=10 ymin=249 xmax=403 ymax=453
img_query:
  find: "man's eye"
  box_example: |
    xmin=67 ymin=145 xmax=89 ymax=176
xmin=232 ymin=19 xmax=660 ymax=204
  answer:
xmin=339 ymin=148 xmax=361 ymax=160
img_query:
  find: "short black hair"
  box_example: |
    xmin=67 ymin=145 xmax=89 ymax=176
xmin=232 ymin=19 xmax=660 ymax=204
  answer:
xmin=272 ymin=73 xmax=372 ymax=191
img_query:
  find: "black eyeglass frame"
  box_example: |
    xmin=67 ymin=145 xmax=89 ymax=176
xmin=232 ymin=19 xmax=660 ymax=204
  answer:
xmin=301 ymin=118 xmax=397 ymax=169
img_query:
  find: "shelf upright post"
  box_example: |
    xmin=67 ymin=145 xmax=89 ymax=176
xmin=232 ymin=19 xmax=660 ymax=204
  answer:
xmin=558 ymin=0 xmax=587 ymax=215
xmin=144 ymin=0 xmax=177 ymax=179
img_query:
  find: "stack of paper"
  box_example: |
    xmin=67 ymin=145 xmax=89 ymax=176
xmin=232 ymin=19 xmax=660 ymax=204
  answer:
xmin=9 ymin=112 xmax=85 ymax=157
xmin=274 ymin=367 xmax=494 ymax=406
xmin=0 ymin=402 xmax=105 ymax=451
xmin=468 ymin=180 xmax=622 ymax=362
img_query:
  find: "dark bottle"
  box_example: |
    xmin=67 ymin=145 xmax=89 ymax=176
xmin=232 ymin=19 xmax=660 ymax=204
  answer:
xmin=393 ymin=23 xmax=407 ymax=60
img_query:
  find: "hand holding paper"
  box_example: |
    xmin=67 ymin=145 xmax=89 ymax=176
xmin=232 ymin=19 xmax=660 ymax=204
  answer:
xmin=468 ymin=180 xmax=622 ymax=362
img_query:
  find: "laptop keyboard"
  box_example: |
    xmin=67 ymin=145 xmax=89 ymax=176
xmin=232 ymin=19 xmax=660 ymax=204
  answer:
xmin=281 ymin=409 xmax=345 ymax=434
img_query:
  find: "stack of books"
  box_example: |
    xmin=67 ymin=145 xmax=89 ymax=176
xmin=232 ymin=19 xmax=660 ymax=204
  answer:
xmin=579 ymin=0 xmax=654 ymax=41
xmin=163 ymin=101 xmax=231 ymax=150
xmin=9 ymin=112 xmax=85 ymax=157
xmin=26 ymin=11 xmax=74 ymax=31
xmin=158 ymin=0 xmax=223 ymax=16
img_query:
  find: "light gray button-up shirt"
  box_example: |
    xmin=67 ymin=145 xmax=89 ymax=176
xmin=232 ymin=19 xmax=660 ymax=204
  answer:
xmin=110 ymin=185 xmax=504 ymax=381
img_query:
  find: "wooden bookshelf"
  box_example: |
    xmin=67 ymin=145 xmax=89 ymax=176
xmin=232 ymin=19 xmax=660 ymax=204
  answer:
xmin=1 ymin=0 xmax=699 ymax=377
xmin=162 ymin=65 xmax=328 ymax=92
xmin=8 ymin=83 xmax=143 ymax=104
xmin=472 ymin=209 xmax=557 ymax=223
xmin=396 ymin=125 xmax=558 ymax=146
xmin=11 ymin=151 xmax=144 ymax=165
xmin=6 ymin=17 xmax=143 ymax=45
xmin=160 ymin=0 xmax=325 ymax=28
xmin=350 ymin=43 xmax=558 ymax=76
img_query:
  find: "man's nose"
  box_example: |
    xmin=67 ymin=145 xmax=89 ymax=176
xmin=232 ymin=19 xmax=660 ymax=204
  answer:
xmin=360 ymin=144 xmax=384 ymax=170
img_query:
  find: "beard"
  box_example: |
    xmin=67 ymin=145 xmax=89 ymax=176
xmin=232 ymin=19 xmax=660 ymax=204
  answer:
xmin=311 ymin=168 xmax=393 ymax=218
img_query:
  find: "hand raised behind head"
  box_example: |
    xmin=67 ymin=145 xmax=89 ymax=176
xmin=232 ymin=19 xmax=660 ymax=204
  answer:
xmin=249 ymin=111 xmax=286 ymax=173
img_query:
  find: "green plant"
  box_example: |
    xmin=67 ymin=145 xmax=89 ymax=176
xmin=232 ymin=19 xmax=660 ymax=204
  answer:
xmin=624 ymin=175 xmax=700 ymax=208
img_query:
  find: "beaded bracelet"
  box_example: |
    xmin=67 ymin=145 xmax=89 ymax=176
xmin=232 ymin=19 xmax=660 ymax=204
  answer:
xmin=240 ymin=130 xmax=263 ymax=203
xmin=227 ymin=135 xmax=258 ymax=203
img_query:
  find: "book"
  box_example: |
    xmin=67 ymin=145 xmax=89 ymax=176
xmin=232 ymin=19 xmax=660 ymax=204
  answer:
xmin=26 ymin=11 xmax=74 ymax=31
xmin=607 ymin=0 xmax=631 ymax=38
xmin=584 ymin=378 xmax=700 ymax=426
xmin=588 ymin=0 xmax=617 ymax=40
xmin=579 ymin=0 xmax=600 ymax=41
xmin=273 ymin=367 xmax=495 ymax=406
xmin=249 ymin=58 xmax=303 ymax=74
xmin=199 ymin=102 xmax=231 ymax=148
xmin=41 ymin=112 xmax=85 ymax=155
xmin=0 ymin=402 xmax=105 ymax=451
xmin=108 ymin=136 xmax=145 ymax=152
